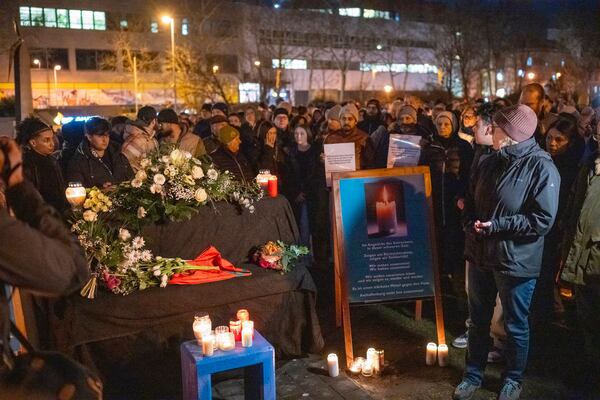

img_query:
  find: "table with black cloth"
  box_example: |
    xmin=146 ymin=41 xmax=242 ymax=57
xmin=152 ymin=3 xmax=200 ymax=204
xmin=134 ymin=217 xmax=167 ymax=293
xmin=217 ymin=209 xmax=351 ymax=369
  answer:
xmin=48 ymin=196 xmax=324 ymax=396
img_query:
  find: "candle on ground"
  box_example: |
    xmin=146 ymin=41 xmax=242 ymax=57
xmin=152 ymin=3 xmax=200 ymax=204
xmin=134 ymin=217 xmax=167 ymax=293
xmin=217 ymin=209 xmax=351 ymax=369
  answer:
xmin=438 ymin=344 xmax=449 ymax=367
xmin=361 ymin=360 xmax=373 ymax=377
xmin=375 ymin=186 xmax=397 ymax=235
xmin=349 ymin=357 xmax=365 ymax=374
xmin=327 ymin=354 xmax=339 ymax=377
xmin=366 ymin=348 xmax=380 ymax=373
xmin=202 ymin=334 xmax=214 ymax=356
xmin=426 ymin=342 xmax=438 ymax=366
xmin=241 ymin=328 xmax=253 ymax=348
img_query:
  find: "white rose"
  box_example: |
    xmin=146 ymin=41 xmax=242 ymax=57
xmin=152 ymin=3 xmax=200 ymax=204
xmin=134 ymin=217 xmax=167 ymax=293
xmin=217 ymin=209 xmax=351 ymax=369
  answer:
xmin=207 ymin=169 xmax=218 ymax=180
xmin=160 ymin=274 xmax=168 ymax=287
xmin=83 ymin=210 xmax=97 ymax=222
xmin=135 ymin=170 xmax=147 ymax=181
xmin=150 ymin=183 xmax=163 ymax=194
xmin=137 ymin=206 xmax=147 ymax=219
xmin=191 ymin=166 xmax=204 ymax=179
xmin=161 ymin=156 xmax=170 ymax=164
xmin=194 ymin=188 xmax=208 ymax=202
xmin=153 ymin=269 xmax=162 ymax=276
xmin=170 ymin=149 xmax=186 ymax=166
xmin=153 ymin=174 xmax=166 ymax=185
xmin=131 ymin=178 xmax=142 ymax=188
xmin=119 ymin=228 xmax=131 ymax=241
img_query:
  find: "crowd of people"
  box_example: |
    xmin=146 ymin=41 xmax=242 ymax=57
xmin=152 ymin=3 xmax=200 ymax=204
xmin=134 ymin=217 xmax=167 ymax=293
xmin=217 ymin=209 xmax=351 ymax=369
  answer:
xmin=3 ymin=81 xmax=600 ymax=399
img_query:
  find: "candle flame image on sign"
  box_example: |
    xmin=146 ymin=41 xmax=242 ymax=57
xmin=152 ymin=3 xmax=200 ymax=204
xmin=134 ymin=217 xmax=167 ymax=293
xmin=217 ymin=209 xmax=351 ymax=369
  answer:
xmin=364 ymin=181 xmax=408 ymax=239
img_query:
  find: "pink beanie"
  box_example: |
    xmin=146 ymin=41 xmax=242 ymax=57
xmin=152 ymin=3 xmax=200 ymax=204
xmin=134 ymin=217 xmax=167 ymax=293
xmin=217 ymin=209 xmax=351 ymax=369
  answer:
xmin=493 ymin=104 xmax=538 ymax=142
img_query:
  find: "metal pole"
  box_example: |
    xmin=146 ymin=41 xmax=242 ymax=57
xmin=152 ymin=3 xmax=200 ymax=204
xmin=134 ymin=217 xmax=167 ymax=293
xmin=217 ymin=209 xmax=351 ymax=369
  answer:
xmin=133 ymin=55 xmax=138 ymax=114
xmin=170 ymin=20 xmax=177 ymax=111
xmin=53 ymin=68 xmax=58 ymax=108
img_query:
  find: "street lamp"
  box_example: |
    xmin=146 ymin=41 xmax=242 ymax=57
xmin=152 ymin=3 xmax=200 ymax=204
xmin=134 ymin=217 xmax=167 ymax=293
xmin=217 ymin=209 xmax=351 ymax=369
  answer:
xmin=556 ymin=72 xmax=562 ymax=79
xmin=33 ymin=59 xmax=41 ymax=69
xmin=254 ymin=60 xmax=261 ymax=67
xmin=527 ymin=71 xmax=536 ymax=80
xmin=162 ymin=15 xmax=177 ymax=111
xmin=383 ymin=85 xmax=393 ymax=94
xmin=53 ymin=65 xmax=61 ymax=107
xmin=212 ymin=65 xmax=219 ymax=74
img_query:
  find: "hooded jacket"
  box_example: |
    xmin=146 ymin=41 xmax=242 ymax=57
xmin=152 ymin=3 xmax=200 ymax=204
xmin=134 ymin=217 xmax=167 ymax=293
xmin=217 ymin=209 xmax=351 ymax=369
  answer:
xmin=22 ymin=147 xmax=69 ymax=213
xmin=121 ymin=121 xmax=158 ymax=170
xmin=66 ymin=139 xmax=133 ymax=188
xmin=464 ymin=138 xmax=560 ymax=277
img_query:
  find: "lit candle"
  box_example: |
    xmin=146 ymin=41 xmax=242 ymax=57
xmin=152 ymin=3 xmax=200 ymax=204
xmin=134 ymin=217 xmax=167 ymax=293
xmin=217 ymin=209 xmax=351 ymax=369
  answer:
xmin=215 ymin=326 xmax=229 ymax=349
xmin=242 ymin=328 xmax=253 ymax=348
xmin=268 ymin=176 xmax=278 ymax=197
xmin=256 ymin=170 xmax=271 ymax=192
xmin=377 ymin=350 xmax=385 ymax=373
xmin=349 ymin=357 xmax=365 ymax=374
xmin=236 ymin=309 xmax=250 ymax=322
xmin=361 ymin=360 xmax=373 ymax=377
xmin=366 ymin=348 xmax=380 ymax=374
xmin=426 ymin=342 xmax=438 ymax=366
xmin=242 ymin=320 xmax=254 ymax=339
xmin=65 ymin=182 xmax=86 ymax=207
xmin=202 ymin=334 xmax=214 ymax=356
xmin=327 ymin=354 xmax=339 ymax=377
xmin=220 ymin=332 xmax=235 ymax=351
xmin=375 ymin=186 xmax=397 ymax=235
xmin=438 ymin=344 xmax=449 ymax=367
xmin=229 ymin=320 xmax=242 ymax=341
xmin=193 ymin=314 xmax=211 ymax=343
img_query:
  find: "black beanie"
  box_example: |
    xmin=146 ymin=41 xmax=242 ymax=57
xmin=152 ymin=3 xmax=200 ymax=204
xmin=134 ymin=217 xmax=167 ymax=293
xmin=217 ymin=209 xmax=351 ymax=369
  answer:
xmin=201 ymin=103 xmax=212 ymax=112
xmin=273 ymin=107 xmax=289 ymax=118
xmin=16 ymin=117 xmax=51 ymax=145
xmin=212 ymin=102 xmax=229 ymax=115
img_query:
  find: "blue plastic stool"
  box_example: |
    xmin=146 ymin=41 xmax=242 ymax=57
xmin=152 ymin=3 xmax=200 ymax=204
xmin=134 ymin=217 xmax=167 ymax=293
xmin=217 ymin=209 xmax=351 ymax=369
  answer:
xmin=181 ymin=330 xmax=276 ymax=400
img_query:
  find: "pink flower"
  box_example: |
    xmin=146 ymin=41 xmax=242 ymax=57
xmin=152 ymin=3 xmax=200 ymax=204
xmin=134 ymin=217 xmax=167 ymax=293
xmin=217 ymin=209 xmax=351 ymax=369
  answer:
xmin=259 ymin=259 xmax=271 ymax=269
xmin=103 ymin=270 xmax=121 ymax=291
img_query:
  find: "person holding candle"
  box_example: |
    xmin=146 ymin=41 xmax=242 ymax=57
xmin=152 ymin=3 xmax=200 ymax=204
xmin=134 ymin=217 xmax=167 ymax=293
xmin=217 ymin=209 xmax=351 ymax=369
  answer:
xmin=454 ymin=105 xmax=560 ymax=400
xmin=210 ymin=125 xmax=255 ymax=184
xmin=66 ymin=117 xmax=133 ymax=189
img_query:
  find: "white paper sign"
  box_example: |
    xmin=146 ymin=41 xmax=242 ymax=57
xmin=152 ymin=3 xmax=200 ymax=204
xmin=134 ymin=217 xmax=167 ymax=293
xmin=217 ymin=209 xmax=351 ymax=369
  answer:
xmin=324 ymin=143 xmax=356 ymax=186
xmin=387 ymin=134 xmax=421 ymax=168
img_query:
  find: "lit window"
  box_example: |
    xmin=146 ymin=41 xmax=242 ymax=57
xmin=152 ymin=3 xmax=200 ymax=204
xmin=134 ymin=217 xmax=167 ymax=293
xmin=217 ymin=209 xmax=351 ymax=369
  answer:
xmin=93 ymin=11 xmax=105 ymax=30
xmin=20 ymin=7 xmax=31 ymax=26
xmin=526 ymin=56 xmax=533 ymax=66
xmin=57 ymin=9 xmax=69 ymax=28
xmin=360 ymin=63 xmax=437 ymax=74
xmin=30 ymin=7 xmax=44 ymax=26
xmin=43 ymin=8 xmax=56 ymax=27
xmin=69 ymin=10 xmax=82 ymax=29
xmin=272 ymin=59 xmax=307 ymax=69
xmin=363 ymin=9 xmax=391 ymax=19
xmin=239 ymin=83 xmax=260 ymax=103
xmin=82 ymin=10 xmax=94 ymax=29
xmin=120 ymin=19 xmax=128 ymax=29
xmin=151 ymin=20 xmax=159 ymax=33
xmin=561 ymin=59 xmax=565 ymax=67
xmin=182 ymin=18 xmax=189 ymax=35
xmin=339 ymin=8 xmax=360 ymax=17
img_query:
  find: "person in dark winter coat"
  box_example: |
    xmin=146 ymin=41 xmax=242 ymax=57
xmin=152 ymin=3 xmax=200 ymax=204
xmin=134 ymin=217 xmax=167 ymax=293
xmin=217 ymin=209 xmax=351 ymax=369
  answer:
xmin=357 ymin=98 xmax=385 ymax=135
xmin=256 ymin=120 xmax=287 ymax=178
xmin=57 ymin=120 xmax=85 ymax=175
xmin=273 ymin=107 xmax=294 ymax=149
xmin=16 ymin=117 xmax=69 ymax=213
xmin=66 ymin=117 xmax=133 ymax=189
xmin=454 ymin=104 xmax=560 ymax=400
xmin=210 ymin=125 xmax=255 ymax=184
xmin=560 ymin=137 xmax=600 ymax=398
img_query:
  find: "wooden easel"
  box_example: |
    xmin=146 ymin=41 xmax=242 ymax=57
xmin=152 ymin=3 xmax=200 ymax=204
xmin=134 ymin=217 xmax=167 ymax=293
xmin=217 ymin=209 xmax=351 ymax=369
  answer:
xmin=331 ymin=167 xmax=446 ymax=368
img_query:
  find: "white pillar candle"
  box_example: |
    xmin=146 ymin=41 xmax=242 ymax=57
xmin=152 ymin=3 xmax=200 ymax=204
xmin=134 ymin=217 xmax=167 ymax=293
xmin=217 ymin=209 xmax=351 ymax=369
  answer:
xmin=426 ymin=342 xmax=438 ymax=366
xmin=327 ymin=353 xmax=339 ymax=377
xmin=366 ymin=348 xmax=380 ymax=373
xmin=220 ymin=332 xmax=235 ymax=351
xmin=438 ymin=344 xmax=449 ymax=367
xmin=202 ymin=334 xmax=214 ymax=357
xmin=241 ymin=328 xmax=253 ymax=348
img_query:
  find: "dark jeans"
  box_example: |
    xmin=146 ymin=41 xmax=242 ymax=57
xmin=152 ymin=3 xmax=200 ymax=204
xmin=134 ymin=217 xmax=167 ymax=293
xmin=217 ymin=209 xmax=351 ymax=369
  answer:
xmin=464 ymin=265 xmax=536 ymax=385
xmin=575 ymin=284 xmax=600 ymax=392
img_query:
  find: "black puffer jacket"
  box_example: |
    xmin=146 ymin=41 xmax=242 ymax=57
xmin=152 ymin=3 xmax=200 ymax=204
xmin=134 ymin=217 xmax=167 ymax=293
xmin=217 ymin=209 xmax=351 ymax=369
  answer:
xmin=22 ymin=148 xmax=69 ymax=213
xmin=66 ymin=140 xmax=133 ymax=188
xmin=464 ymin=138 xmax=560 ymax=277
xmin=210 ymin=146 xmax=255 ymax=184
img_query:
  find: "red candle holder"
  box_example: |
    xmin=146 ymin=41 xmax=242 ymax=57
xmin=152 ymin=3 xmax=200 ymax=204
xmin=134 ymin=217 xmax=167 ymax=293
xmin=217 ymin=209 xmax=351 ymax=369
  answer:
xmin=236 ymin=309 xmax=250 ymax=322
xmin=268 ymin=176 xmax=278 ymax=197
xmin=229 ymin=320 xmax=242 ymax=342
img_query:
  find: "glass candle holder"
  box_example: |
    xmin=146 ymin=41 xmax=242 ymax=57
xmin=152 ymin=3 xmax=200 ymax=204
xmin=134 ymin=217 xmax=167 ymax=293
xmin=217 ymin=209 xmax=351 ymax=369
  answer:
xmin=219 ymin=332 xmax=235 ymax=351
xmin=241 ymin=320 xmax=254 ymax=338
xmin=327 ymin=353 xmax=339 ymax=377
xmin=202 ymin=333 xmax=215 ymax=357
xmin=437 ymin=344 xmax=449 ymax=367
xmin=241 ymin=327 xmax=253 ymax=348
xmin=361 ymin=360 xmax=373 ymax=377
xmin=229 ymin=320 xmax=242 ymax=342
xmin=193 ymin=314 xmax=211 ymax=342
xmin=256 ymin=170 xmax=271 ymax=192
xmin=215 ymin=326 xmax=229 ymax=349
xmin=65 ymin=182 xmax=86 ymax=207
xmin=236 ymin=309 xmax=250 ymax=322
xmin=426 ymin=342 xmax=438 ymax=366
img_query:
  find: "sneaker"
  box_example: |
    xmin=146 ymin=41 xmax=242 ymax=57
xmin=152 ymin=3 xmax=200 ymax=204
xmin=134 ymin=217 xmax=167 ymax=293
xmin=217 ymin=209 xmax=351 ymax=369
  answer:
xmin=498 ymin=379 xmax=522 ymax=400
xmin=487 ymin=347 xmax=505 ymax=364
xmin=453 ymin=380 xmax=481 ymax=400
xmin=452 ymin=332 xmax=469 ymax=349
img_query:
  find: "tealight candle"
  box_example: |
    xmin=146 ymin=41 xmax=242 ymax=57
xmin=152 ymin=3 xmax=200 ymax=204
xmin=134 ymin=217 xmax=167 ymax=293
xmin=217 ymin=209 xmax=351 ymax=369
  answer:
xmin=229 ymin=320 xmax=242 ymax=341
xmin=236 ymin=309 xmax=250 ymax=322
xmin=241 ymin=327 xmax=253 ymax=348
xmin=202 ymin=334 xmax=214 ymax=357
xmin=220 ymin=332 xmax=235 ymax=351
xmin=327 ymin=353 xmax=339 ymax=377
xmin=438 ymin=344 xmax=449 ymax=367
xmin=426 ymin=342 xmax=438 ymax=366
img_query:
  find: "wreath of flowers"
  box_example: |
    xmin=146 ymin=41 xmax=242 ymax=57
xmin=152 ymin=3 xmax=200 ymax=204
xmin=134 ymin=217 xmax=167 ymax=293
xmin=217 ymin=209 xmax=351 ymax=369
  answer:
xmin=71 ymin=145 xmax=263 ymax=297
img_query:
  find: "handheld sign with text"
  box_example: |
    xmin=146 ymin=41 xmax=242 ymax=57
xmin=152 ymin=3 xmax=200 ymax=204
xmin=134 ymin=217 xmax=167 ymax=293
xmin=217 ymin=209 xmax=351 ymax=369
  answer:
xmin=331 ymin=167 xmax=445 ymax=367
xmin=386 ymin=134 xmax=421 ymax=168
xmin=324 ymin=143 xmax=355 ymax=187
